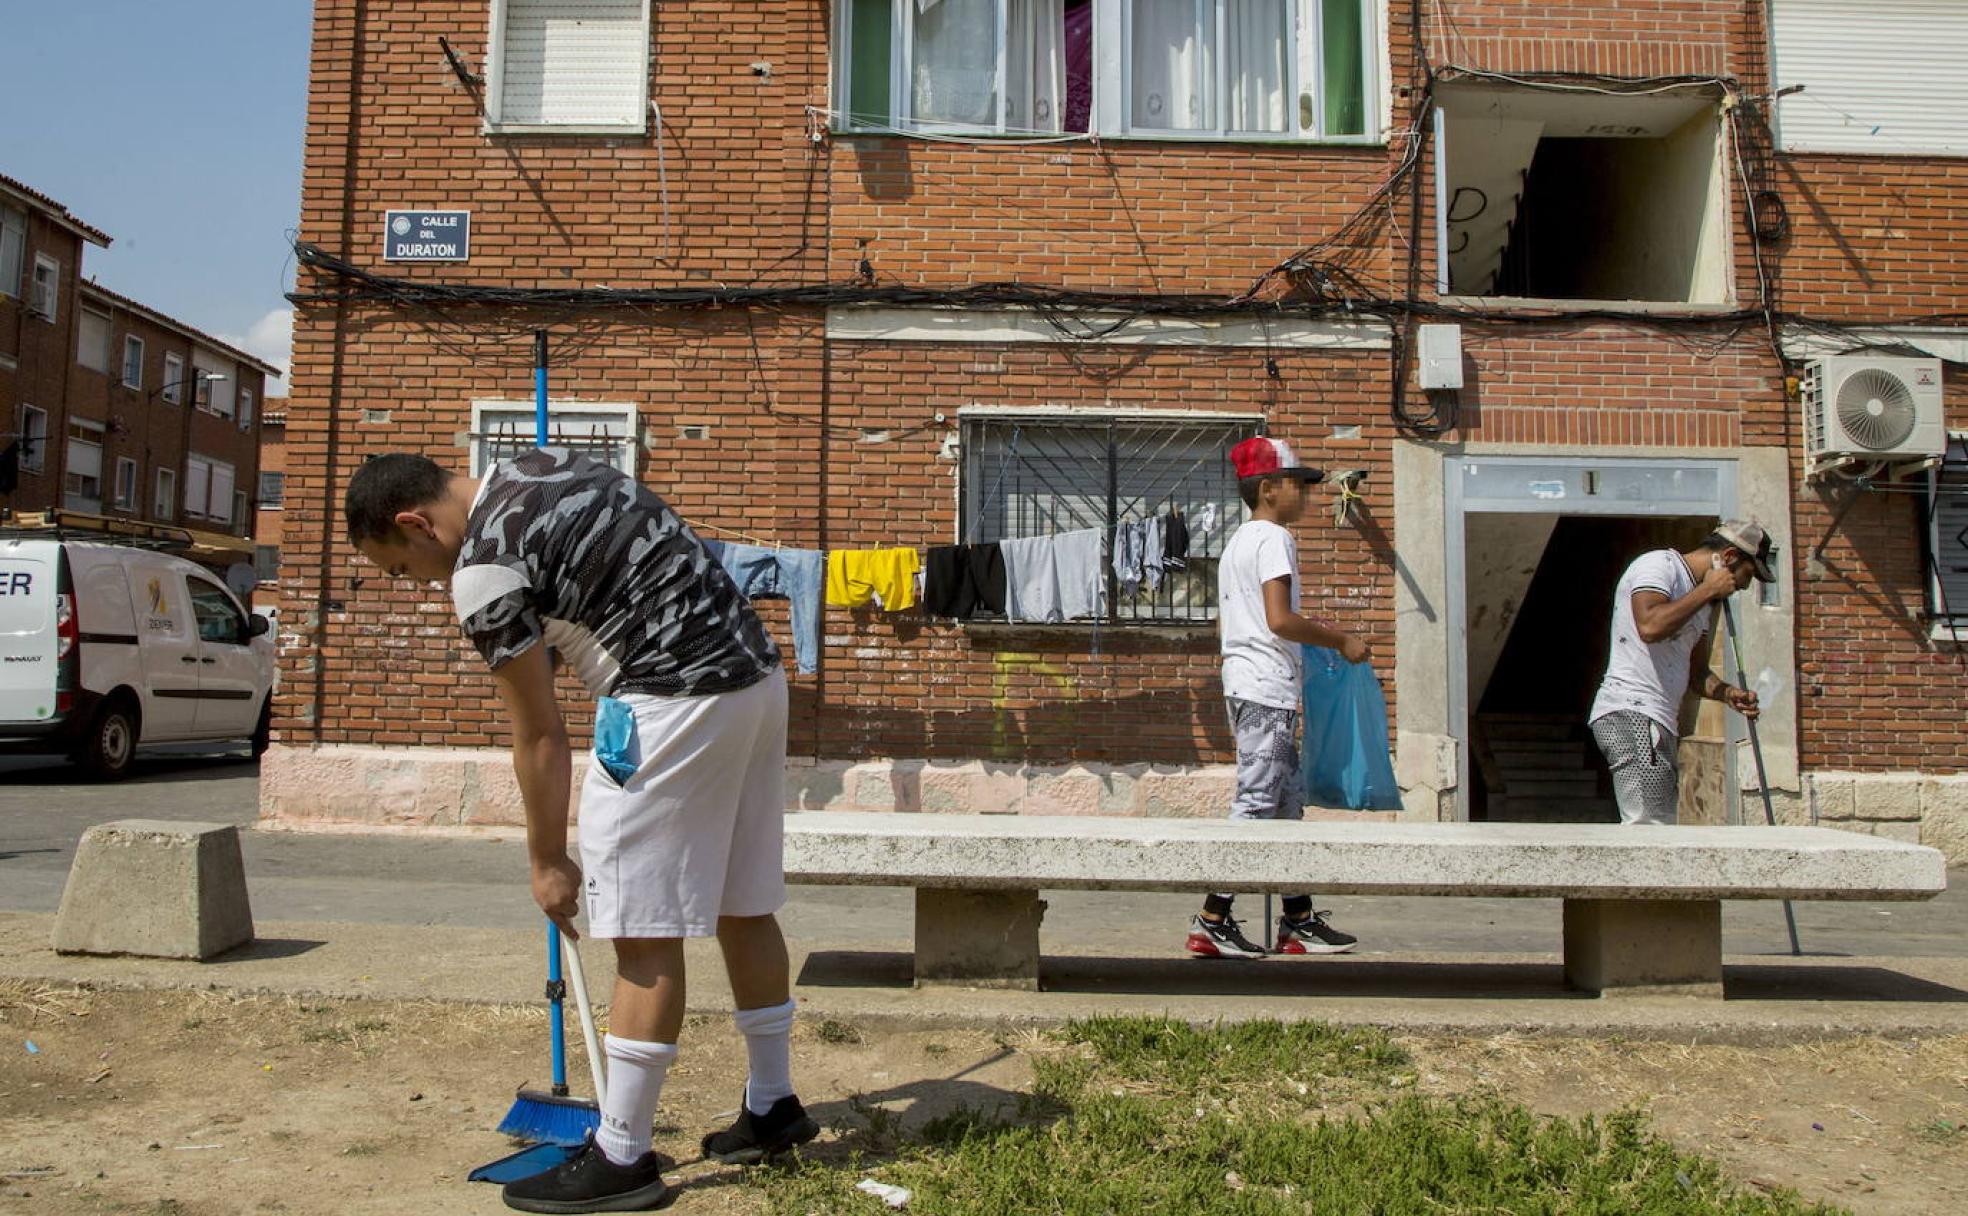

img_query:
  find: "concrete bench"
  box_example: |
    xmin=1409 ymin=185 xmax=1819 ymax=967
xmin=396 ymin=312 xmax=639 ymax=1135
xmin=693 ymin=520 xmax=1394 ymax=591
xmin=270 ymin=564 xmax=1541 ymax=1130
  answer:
xmin=783 ymin=813 xmax=1947 ymax=996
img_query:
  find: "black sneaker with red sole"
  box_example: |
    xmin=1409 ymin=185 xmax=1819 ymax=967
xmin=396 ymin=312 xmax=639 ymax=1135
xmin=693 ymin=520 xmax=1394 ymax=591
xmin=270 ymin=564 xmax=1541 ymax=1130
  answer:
xmin=1274 ymin=911 xmax=1357 ymax=955
xmin=1185 ymin=913 xmax=1269 ymax=959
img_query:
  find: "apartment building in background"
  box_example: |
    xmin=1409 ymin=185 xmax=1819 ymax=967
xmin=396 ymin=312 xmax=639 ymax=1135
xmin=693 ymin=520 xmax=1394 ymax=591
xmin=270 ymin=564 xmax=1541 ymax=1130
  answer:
xmin=271 ymin=1 xmax=1967 ymax=856
xmin=2 ymin=172 xmax=278 ymax=547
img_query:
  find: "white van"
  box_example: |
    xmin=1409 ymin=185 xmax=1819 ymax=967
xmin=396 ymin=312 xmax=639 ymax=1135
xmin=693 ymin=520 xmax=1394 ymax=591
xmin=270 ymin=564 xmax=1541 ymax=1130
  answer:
xmin=0 ymin=537 xmax=275 ymax=779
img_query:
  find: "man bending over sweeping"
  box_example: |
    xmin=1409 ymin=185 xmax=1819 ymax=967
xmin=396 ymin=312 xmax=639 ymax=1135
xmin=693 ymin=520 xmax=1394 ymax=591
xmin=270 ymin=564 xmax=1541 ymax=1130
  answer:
xmin=346 ymin=448 xmax=817 ymax=1213
xmin=1587 ymin=521 xmax=1772 ymax=826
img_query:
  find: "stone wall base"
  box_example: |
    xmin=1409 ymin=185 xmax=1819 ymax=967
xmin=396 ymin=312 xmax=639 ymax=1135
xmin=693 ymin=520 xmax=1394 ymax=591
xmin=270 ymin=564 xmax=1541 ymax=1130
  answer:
xmin=258 ymin=744 xmax=1409 ymax=827
xmin=1763 ymin=771 xmax=1968 ymax=864
xmin=259 ymin=747 xmax=1966 ymax=864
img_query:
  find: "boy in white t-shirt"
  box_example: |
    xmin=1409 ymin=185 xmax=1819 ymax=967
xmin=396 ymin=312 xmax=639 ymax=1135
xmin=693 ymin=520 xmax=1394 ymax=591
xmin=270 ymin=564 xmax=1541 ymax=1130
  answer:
xmin=1186 ymin=437 xmax=1371 ymax=960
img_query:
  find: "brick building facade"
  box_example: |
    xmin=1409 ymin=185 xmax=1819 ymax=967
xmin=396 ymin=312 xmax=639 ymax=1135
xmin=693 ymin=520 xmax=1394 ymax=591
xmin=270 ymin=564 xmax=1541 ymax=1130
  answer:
xmin=2 ymin=174 xmax=278 ymax=546
xmin=269 ymin=1 xmax=1968 ymax=854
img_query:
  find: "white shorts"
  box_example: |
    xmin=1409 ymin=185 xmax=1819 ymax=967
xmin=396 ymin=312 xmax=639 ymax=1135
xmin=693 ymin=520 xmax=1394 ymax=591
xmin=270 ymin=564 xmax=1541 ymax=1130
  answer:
xmin=577 ymin=667 xmax=788 ymax=939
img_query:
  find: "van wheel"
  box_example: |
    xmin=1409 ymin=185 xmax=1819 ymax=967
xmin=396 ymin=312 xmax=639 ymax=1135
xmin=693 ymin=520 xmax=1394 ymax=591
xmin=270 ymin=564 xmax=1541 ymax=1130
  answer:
xmin=250 ymin=699 xmax=272 ymax=758
xmin=75 ymin=700 xmax=139 ymax=782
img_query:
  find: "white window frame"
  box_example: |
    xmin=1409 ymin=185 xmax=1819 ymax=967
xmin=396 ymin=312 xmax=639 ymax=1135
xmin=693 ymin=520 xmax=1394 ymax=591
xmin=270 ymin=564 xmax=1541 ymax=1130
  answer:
xmin=469 ymin=400 xmax=639 ymax=477
xmin=258 ymin=470 xmax=286 ymax=508
xmin=77 ymin=307 xmax=112 ymax=374
xmin=255 ymin=544 xmax=281 ymax=584
xmin=833 ymin=0 xmax=1382 ymax=143
xmin=0 ymin=204 xmax=25 ymax=299
xmin=239 ymin=387 xmax=254 ymax=430
xmin=62 ymin=418 xmax=106 ymax=512
xmin=155 ymin=467 xmax=177 ymax=521
xmin=16 ymin=404 xmax=49 ymax=473
xmin=30 ymin=254 xmax=59 ymax=322
xmin=233 ymin=489 xmax=250 ymax=531
xmin=113 ymin=456 xmax=139 ymax=511
xmin=122 ymin=335 xmax=146 ymax=389
xmin=484 ymin=0 xmax=652 ymax=136
xmin=162 ymin=353 xmax=186 ymax=404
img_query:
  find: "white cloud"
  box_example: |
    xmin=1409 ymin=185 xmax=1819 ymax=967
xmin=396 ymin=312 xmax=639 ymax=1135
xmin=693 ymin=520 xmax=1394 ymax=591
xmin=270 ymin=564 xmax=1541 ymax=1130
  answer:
xmin=217 ymin=307 xmax=294 ymax=385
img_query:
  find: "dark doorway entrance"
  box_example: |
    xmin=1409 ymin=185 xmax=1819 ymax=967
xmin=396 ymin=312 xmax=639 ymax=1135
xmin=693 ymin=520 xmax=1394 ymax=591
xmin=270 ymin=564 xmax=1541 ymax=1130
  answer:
xmin=1468 ymin=514 xmax=1715 ymax=823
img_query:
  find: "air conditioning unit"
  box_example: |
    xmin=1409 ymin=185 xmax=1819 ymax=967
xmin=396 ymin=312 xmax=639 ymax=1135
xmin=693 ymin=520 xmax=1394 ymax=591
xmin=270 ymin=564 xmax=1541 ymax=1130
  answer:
xmin=1802 ymin=355 xmax=1947 ymax=476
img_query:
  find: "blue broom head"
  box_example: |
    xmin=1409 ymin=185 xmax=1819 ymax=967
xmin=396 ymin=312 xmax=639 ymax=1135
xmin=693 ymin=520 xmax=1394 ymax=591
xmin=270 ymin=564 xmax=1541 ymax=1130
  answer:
xmin=497 ymin=1087 xmax=602 ymax=1147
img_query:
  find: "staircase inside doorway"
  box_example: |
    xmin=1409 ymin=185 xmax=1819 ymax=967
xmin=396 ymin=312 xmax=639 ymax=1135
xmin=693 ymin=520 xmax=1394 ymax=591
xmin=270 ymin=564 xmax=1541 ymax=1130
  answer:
xmin=1472 ymin=713 xmax=1616 ymax=824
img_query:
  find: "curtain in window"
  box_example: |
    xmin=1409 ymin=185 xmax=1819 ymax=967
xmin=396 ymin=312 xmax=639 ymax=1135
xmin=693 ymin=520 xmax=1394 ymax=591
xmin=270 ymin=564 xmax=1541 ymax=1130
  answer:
xmin=1131 ymin=0 xmax=1210 ymax=130
xmin=1225 ymin=0 xmax=1288 ymax=133
xmin=1062 ymin=0 xmax=1093 ymax=132
xmin=1004 ymin=0 xmax=1066 ymax=132
xmin=913 ymin=0 xmax=1000 ymax=126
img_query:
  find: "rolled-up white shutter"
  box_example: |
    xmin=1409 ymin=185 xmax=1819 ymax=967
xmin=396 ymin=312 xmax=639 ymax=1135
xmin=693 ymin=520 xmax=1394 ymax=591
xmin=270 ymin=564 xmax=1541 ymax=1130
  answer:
xmin=493 ymin=0 xmax=649 ymax=130
xmin=1771 ymin=0 xmax=1968 ymax=155
xmin=185 ymin=458 xmax=210 ymax=519
xmin=210 ymin=461 xmax=237 ymax=521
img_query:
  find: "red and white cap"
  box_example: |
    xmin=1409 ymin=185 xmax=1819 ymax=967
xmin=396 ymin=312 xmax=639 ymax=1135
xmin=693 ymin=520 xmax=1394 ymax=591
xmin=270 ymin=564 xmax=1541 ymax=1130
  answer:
xmin=1229 ymin=437 xmax=1325 ymax=483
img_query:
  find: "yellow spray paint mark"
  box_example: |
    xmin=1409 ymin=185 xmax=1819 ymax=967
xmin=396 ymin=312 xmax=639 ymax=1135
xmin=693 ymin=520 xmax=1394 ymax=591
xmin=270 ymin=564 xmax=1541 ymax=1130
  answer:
xmin=990 ymin=652 xmax=1080 ymax=756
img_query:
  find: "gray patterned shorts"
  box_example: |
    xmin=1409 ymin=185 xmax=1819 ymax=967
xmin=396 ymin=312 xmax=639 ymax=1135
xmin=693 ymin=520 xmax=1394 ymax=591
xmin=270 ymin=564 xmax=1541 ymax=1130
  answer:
xmin=1229 ymin=699 xmax=1304 ymax=821
xmin=1590 ymin=710 xmax=1680 ymax=826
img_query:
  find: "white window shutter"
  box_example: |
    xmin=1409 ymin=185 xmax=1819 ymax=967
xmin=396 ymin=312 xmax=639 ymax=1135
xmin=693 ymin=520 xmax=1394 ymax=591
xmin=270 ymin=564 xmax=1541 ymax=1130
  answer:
xmin=185 ymin=459 xmax=210 ymax=518
xmin=1771 ymin=0 xmax=1968 ymax=154
xmin=210 ymin=462 xmax=237 ymax=520
xmin=497 ymin=0 xmax=648 ymax=129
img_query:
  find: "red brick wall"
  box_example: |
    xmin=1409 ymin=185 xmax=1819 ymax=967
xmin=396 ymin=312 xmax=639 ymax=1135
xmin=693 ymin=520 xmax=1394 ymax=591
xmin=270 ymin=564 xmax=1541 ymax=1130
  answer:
xmin=0 ymin=214 xmax=84 ymax=515
xmin=282 ymin=0 xmax=1968 ymax=775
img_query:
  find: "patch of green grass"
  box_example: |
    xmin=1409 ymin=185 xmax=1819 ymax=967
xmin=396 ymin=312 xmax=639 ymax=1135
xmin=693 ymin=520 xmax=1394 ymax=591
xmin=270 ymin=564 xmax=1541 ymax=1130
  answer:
xmin=1058 ymin=1014 xmax=1411 ymax=1091
xmin=816 ymin=1019 xmax=863 ymax=1045
xmin=753 ymin=1017 xmax=1839 ymax=1216
xmin=1912 ymin=1116 xmax=1962 ymax=1143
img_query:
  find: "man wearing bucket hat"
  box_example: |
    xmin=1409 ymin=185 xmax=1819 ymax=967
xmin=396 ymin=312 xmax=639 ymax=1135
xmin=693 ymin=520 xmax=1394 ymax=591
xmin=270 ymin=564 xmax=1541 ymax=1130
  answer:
xmin=1587 ymin=521 xmax=1774 ymax=826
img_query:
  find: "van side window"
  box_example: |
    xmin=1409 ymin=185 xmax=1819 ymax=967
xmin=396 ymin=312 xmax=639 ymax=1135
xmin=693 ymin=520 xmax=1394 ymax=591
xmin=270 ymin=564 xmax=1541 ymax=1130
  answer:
xmin=188 ymin=580 xmax=246 ymax=644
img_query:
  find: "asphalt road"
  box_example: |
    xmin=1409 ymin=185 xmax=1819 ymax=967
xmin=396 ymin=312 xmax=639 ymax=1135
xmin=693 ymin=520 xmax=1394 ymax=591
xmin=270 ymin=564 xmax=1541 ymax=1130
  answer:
xmin=3 ymin=752 xmax=1962 ymax=960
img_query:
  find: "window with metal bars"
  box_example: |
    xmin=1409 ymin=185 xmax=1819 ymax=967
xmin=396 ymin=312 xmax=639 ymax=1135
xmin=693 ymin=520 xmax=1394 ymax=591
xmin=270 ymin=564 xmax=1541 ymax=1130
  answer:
xmin=468 ymin=401 xmax=639 ymax=477
xmin=959 ymin=413 xmax=1259 ymax=624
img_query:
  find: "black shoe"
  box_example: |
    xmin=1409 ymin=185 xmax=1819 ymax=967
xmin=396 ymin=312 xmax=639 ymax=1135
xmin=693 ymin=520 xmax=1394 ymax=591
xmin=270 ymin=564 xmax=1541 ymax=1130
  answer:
xmin=701 ymin=1092 xmax=820 ymax=1165
xmin=1186 ymin=913 xmax=1268 ymax=959
xmin=501 ymin=1138 xmax=671 ymax=1213
xmin=1274 ymin=911 xmax=1357 ymax=955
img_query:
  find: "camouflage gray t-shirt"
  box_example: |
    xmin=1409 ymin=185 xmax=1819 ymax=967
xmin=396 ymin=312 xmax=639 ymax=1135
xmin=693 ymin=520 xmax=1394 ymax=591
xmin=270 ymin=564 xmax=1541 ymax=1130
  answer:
xmin=450 ymin=448 xmax=780 ymax=698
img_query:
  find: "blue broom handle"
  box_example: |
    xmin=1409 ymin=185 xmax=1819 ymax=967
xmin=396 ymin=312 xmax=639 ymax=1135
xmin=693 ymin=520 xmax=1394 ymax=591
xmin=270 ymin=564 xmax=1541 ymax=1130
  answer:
xmin=547 ymin=920 xmax=568 ymax=1094
xmin=534 ymin=331 xmax=549 ymax=448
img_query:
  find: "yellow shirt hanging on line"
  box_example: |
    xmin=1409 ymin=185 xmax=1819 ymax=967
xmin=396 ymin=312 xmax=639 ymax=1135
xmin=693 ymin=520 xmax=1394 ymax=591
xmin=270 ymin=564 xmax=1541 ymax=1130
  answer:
xmin=826 ymin=549 xmax=921 ymax=612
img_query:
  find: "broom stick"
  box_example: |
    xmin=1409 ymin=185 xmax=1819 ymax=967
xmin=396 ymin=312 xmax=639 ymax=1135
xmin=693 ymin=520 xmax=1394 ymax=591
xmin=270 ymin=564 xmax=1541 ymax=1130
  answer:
xmin=1721 ymin=597 xmax=1803 ymax=957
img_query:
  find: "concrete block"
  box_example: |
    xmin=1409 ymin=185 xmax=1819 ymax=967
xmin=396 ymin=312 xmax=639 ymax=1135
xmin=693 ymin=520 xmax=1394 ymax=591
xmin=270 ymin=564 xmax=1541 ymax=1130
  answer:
xmin=1809 ymin=774 xmax=1855 ymax=822
xmin=914 ymin=889 xmax=1045 ymax=990
xmin=1849 ymin=774 xmax=1921 ymax=822
xmin=1919 ymin=804 xmax=1968 ymax=867
xmin=1919 ymin=776 xmax=1968 ymax=820
xmin=53 ymin=821 xmax=253 ymax=960
xmin=1869 ymin=821 xmax=1924 ymax=845
xmin=1562 ymin=899 xmax=1721 ymax=998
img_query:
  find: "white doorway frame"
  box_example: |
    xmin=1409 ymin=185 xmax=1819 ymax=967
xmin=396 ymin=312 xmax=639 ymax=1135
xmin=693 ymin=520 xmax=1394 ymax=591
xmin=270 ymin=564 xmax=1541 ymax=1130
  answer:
xmin=1444 ymin=453 xmax=1742 ymax=822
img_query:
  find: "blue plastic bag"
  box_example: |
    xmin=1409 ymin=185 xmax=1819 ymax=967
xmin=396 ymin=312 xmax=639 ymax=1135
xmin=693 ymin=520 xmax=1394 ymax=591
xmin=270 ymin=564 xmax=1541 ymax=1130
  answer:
xmin=1301 ymin=645 xmax=1403 ymax=811
xmin=594 ymin=696 xmax=639 ymax=784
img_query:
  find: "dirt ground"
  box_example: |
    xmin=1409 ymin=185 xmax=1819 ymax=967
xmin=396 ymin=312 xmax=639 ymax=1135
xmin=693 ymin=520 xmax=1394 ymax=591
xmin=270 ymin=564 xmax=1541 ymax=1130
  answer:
xmin=2 ymin=983 xmax=1964 ymax=1215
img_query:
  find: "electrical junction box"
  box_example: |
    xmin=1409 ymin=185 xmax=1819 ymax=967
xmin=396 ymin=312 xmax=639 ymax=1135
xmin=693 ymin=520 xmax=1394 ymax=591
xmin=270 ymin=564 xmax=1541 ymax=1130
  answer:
xmin=1417 ymin=323 xmax=1464 ymax=390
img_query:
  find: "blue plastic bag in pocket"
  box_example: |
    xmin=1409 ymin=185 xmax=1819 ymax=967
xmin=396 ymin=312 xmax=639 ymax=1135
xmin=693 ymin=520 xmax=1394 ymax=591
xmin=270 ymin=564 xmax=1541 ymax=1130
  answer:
xmin=594 ymin=696 xmax=639 ymax=785
xmin=1301 ymin=645 xmax=1403 ymax=811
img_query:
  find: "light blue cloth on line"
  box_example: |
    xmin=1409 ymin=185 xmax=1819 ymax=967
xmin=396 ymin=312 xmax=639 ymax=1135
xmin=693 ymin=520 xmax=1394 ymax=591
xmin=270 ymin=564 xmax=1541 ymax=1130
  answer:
xmin=704 ymin=541 xmax=824 ymax=675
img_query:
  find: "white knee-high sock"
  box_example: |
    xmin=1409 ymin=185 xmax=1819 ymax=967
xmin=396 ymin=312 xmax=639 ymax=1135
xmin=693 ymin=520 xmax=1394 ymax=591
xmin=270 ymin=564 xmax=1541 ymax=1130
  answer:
xmin=595 ymin=1034 xmax=676 ymax=1166
xmin=733 ymin=998 xmax=797 ymax=1115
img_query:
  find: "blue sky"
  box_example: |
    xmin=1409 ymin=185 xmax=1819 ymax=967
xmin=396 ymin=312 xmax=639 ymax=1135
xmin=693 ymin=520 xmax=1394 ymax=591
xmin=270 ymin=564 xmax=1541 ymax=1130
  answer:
xmin=0 ymin=2 xmax=313 ymax=392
